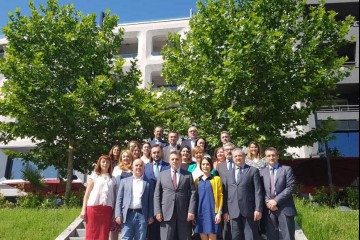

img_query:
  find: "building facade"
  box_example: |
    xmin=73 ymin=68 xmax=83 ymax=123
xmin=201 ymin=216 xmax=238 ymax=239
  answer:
xmin=0 ymin=0 xmax=358 ymax=181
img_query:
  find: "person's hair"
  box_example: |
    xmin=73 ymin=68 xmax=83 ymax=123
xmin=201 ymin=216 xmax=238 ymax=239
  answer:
xmin=247 ymin=141 xmax=262 ymax=159
xmin=168 ymin=131 xmax=178 ymax=137
xmin=265 ymin=147 xmax=278 ymax=155
xmin=180 ymin=146 xmax=192 ymax=162
xmin=128 ymin=140 xmax=141 ymax=151
xmin=232 ymin=147 xmax=245 ymax=155
xmin=195 ymin=137 xmax=208 ymax=151
xmin=213 ymin=147 xmax=225 ymax=161
xmin=109 ymin=144 xmax=121 ymax=162
xmin=141 ymin=142 xmax=151 ymax=158
xmin=188 ymin=125 xmax=198 ymax=132
xmin=192 ymin=145 xmax=204 ymax=157
xmin=223 ymin=142 xmax=235 ymax=149
xmin=169 ymin=150 xmax=181 ymax=159
xmin=220 ymin=131 xmax=229 ymax=136
xmin=119 ymin=149 xmax=134 ymax=171
xmin=151 ymin=144 xmax=163 ymax=150
xmin=200 ymin=157 xmax=213 ymax=172
xmin=154 ymin=126 xmax=163 ymax=131
xmin=95 ymin=155 xmax=112 ymax=177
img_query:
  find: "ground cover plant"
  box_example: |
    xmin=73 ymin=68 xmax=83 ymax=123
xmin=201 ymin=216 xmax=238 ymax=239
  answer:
xmin=295 ymin=197 xmax=359 ymax=240
xmin=0 ymin=208 xmax=80 ymax=240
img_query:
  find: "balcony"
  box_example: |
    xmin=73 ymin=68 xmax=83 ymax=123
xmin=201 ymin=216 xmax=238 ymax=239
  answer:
xmin=316 ymin=105 xmax=359 ymax=121
xmin=318 ymin=105 xmax=359 ymax=112
xmin=118 ymin=38 xmax=138 ymax=58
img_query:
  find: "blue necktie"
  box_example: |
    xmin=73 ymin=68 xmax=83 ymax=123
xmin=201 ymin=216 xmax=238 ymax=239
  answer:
xmin=154 ymin=162 xmax=159 ymax=178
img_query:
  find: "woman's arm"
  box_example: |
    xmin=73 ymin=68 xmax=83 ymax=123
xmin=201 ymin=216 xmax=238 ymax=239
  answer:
xmin=80 ymin=178 xmax=94 ymax=221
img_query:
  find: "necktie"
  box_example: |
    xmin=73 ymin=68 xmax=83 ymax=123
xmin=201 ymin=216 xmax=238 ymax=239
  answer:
xmin=172 ymin=170 xmax=177 ymax=188
xmin=270 ymin=168 xmax=275 ymax=198
xmin=154 ymin=162 xmax=159 ymax=178
xmin=236 ymin=167 xmax=241 ymax=184
xmin=228 ymin=160 xmax=233 ymax=172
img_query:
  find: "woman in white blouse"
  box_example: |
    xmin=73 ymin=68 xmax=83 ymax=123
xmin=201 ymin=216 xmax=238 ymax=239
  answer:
xmin=80 ymin=155 xmax=115 ymax=240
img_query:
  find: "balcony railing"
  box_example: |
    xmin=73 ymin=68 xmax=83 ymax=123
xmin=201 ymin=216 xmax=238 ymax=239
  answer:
xmin=317 ymin=105 xmax=359 ymax=112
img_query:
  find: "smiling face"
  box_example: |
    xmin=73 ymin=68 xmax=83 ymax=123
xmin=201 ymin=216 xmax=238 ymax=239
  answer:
xmin=132 ymin=146 xmax=141 ymax=158
xmin=100 ymin=158 xmax=110 ymax=173
xmin=168 ymin=132 xmax=178 ymax=146
xmin=112 ymin=146 xmax=120 ymax=156
xmin=200 ymin=158 xmax=212 ymax=175
xmin=154 ymin=127 xmax=163 ymax=139
xmin=132 ymin=159 xmax=145 ymax=178
xmin=121 ymin=151 xmax=131 ymax=165
xmin=196 ymin=138 xmax=206 ymax=149
xmin=142 ymin=143 xmax=151 ymax=156
xmin=216 ymin=148 xmax=225 ymax=161
xmin=249 ymin=143 xmax=259 ymax=157
xmin=194 ymin=150 xmax=204 ymax=163
xmin=180 ymin=147 xmax=191 ymax=162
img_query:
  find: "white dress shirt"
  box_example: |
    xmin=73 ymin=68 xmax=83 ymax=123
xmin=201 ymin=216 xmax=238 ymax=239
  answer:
xmin=131 ymin=177 xmax=144 ymax=209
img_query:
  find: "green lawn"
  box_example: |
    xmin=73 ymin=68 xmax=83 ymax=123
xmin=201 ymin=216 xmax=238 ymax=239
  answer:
xmin=0 ymin=208 xmax=81 ymax=240
xmin=295 ymin=198 xmax=359 ymax=240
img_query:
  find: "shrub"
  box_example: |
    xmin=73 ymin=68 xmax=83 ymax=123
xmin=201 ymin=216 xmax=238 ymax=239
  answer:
xmin=0 ymin=194 xmax=15 ymax=208
xmin=17 ymin=193 xmax=44 ymax=208
xmin=312 ymin=186 xmax=359 ymax=210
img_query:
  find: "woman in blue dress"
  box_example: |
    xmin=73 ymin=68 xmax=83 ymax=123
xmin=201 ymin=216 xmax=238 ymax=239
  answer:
xmin=194 ymin=157 xmax=223 ymax=240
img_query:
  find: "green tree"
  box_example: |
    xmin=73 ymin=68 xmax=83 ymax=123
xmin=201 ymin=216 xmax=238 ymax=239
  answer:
xmin=161 ymin=0 xmax=355 ymax=154
xmin=0 ymin=0 xmax=156 ymax=200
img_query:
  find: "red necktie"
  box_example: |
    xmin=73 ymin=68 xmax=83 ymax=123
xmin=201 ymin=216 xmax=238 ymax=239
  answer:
xmin=172 ymin=170 xmax=177 ymax=188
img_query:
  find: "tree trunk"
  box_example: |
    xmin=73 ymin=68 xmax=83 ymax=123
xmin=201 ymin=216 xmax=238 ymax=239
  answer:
xmin=65 ymin=138 xmax=75 ymax=203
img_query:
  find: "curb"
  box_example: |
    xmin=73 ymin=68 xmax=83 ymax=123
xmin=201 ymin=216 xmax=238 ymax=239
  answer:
xmin=295 ymin=220 xmax=308 ymax=240
xmin=55 ymin=217 xmax=84 ymax=240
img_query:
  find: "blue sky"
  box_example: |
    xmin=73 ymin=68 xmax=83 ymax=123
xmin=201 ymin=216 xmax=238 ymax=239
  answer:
xmin=0 ymin=0 xmax=198 ymax=37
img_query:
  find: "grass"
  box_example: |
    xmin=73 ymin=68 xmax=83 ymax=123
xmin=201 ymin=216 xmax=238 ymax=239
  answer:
xmin=295 ymin=198 xmax=359 ymax=240
xmin=0 ymin=208 xmax=81 ymax=240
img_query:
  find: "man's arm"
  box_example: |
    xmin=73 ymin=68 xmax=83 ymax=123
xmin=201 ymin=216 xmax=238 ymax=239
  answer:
xmin=154 ymin=173 xmax=163 ymax=222
xmin=274 ymin=166 xmax=296 ymax=206
xmin=115 ymin=179 xmax=125 ymax=224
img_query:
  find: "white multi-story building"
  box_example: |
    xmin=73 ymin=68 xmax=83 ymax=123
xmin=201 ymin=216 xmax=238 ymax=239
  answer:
xmin=0 ymin=0 xmax=358 ymax=181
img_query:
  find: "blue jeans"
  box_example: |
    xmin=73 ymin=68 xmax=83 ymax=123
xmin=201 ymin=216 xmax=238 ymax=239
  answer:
xmin=121 ymin=211 xmax=147 ymax=240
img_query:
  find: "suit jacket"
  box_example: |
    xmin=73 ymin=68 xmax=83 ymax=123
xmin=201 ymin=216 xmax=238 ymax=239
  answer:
xmin=154 ymin=168 xmax=197 ymax=221
xmin=149 ymin=138 xmax=168 ymax=148
xmin=180 ymin=138 xmax=195 ymax=150
xmin=260 ymin=164 xmax=297 ymax=216
xmin=162 ymin=144 xmax=181 ymax=162
xmin=144 ymin=160 xmax=170 ymax=187
xmin=115 ymin=175 xmax=154 ymax=223
xmin=217 ymin=160 xmax=230 ymax=185
xmin=223 ymin=164 xmax=263 ymax=219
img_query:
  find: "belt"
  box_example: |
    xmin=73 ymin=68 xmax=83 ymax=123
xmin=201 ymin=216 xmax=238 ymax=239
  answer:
xmin=128 ymin=208 xmax=142 ymax=213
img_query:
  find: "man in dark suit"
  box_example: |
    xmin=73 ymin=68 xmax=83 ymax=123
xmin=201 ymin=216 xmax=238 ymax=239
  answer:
xmin=216 ymin=142 xmax=235 ymax=240
xmin=144 ymin=145 xmax=170 ymax=240
xmin=181 ymin=125 xmax=198 ymax=150
xmin=149 ymin=126 xmax=168 ymax=147
xmin=223 ymin=148 xmax=263 ymax=240
xmin=162 ymin=131 xmax=181 ymax=162
xmin=115 ymin=159 xmax=154 ymax=240
xmin=154 ymin=151 xmax=196 ymax=240
xmin=260 ymin=147 xmax=297 ymax=240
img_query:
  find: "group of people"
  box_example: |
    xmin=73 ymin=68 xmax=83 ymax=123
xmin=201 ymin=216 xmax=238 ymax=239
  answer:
xmin=80 ymin=126 xmax=297 ymax=240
